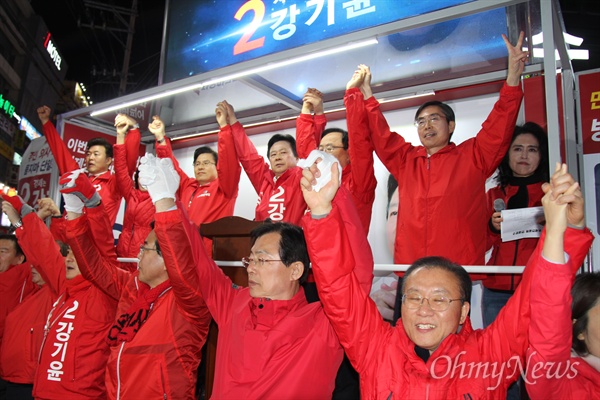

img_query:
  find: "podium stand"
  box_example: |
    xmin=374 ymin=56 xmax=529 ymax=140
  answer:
xmin=199 ymin=216 xmax=263 ymax=398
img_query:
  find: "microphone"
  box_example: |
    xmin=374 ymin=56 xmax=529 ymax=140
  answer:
xmin=493 ymin=198 xmax=506 ymax=212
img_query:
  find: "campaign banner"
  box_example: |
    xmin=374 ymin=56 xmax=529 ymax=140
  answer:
xmin=163 ymin=0 xmax=492 ymax=82
xmin=580 ymin=70 xmax=600 ymax=155
xmin=17 ymin=136 xmax=56 ymax=209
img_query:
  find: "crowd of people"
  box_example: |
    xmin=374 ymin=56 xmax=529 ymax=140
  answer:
xmin=0 ymin=31 xmax=598 ymax=400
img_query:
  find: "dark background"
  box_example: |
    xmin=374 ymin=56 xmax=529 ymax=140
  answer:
xmin=29 ymin=0 xmax=600 ymax=105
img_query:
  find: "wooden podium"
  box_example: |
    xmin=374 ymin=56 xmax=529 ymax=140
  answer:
xmin=199 ymin=216 xmax=263 ymax=399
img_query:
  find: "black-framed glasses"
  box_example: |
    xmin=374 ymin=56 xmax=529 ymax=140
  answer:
xmin=194 ymin=161 xmax=216 ymax=167
xmin=241 ymin=256 xmax=283 ymax=268
xmin=139 ymin=245 xmax=161 ymax=257
xmin=401 ymin=294 xmax=464 ymax=312
xmin=414 ymin=113 xmax=447 ymax=129
xmin=318 ymin=144 xmax=345 ymax=153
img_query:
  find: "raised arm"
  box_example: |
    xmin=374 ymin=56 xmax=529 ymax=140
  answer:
xmin=139 ymin=154 xmax=236 ymax=324
xmin=114 ymin=113 xmax=142 ymax=176
xmin=296 ymin=88 xmax=327 ymax=158
xmin=113 ymin=114 xmax=137 ymax=201
xmin=37 ymin=105 xmax=80 ymax=174
xmin=216 ymin=101 xmax=242 ymax=199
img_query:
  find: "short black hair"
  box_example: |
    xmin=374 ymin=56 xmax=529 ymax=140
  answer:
xmin=267 ymin=134 xmax=297 ymax=158
xmin=401 ymin=256 xmax=471 ymax=303
xmin=193 ymin=146 xmax=218 ymax=165
xmin=148 ymin=223 xmax=162 ymax=257
xmin=495 ymin=122 xmax=549 ymax=188
xmin=87 ymin=137 xmax=113 ymax=158
xmin=321 ymin=128 xmax=349 ymax=150
xmin=415 ymin=100 xmax=456 ymax=124
xmin=572 ymin=272 xmax=600 ymax=356
xmin=250 ymin=222 xmax=310 ymax=283
xmin=0 ymin=234 xmax=25 ymax=262
xmin=56 ymin=240 xmax=70 ymax=257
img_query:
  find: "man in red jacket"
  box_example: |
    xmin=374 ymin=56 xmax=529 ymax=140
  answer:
xmin=59 ymin=168 xmax=211 ymax=400
xmin=300 ymin=158 xmax=594 ymax=398
xmin=138 ymin=153 xmax=374 ymax=398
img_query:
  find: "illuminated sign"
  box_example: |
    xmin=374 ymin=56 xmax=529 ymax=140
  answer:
xmin=163 ymin=0 xmax=474 ymax=82
xmin=44 ymin=32 xmax=63 ymax=71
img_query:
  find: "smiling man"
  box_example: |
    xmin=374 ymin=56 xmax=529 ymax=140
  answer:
xmin=352 ymin=32 xmax=528 ymax=266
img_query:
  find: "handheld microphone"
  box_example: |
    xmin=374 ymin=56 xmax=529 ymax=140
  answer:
xmin=493 ymin=198 xmax=506 ymax=212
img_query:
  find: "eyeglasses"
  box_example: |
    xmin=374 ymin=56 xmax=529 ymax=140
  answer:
xmin=401 ymin=294 xmax=464 ymax=312
xmin=139 ymin=245 xmax=161 ymax=257
xmin=318 ymin=144 xmax=345 ymax=153
xmin=414 ymin=113 xmax=447 ymax=129
xmin=241 ymin=256 xmax=283 ymax=268
xmin=194 ymin=161 xmax=216 ymax=167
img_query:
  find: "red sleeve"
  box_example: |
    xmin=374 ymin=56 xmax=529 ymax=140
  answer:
xmin=364 ymin=96 xmax=413 ymax=178
xmin=217 ymin=124 xmax=242 ymax=199
xmin=471 ymin=83 xmax=524 ymax=176
xmin=85 ymin=203 xmax=119 ymax=263
xmin=154 ymin=208 xmax=213 ymax=327
xmin=64 ymin=212 xmax=130 ymax=302
xmin=114 ymin=144 xmax=134 ymax=201
xmin=42 ymin=121 xmax=80 ymax=175
xmin=155 ymin=206 xmax=236 ymax=326
xmin=17 ymin=213 xmax=65 ymax=296
xmin=230 ymin=122 xmax=270 ymax=193
xmin=303 ymin=198 xmax=388 ymax=375
xmin=124 ymin=128 xmax=141 ymax=177
xmin=295 ymin=114 xmax=325 ymax=158
xmin=344 ymin=88 xmax=377 ymax=232
xmin=156 ymin=138 xmax=196 ymax=200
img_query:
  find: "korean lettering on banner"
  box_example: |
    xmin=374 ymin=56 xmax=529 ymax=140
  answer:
xmin=580 ymin=71 xmax=600 ymax=155
xmin=233 ymin=0 xmax=376 ymax=55
xmin=18 ymin=137 xmax=55 ymax=209
xmin=47 ymin=301 xmax=78 ymax=382
xmin=66 ymin=137 xmax=89 ymax=168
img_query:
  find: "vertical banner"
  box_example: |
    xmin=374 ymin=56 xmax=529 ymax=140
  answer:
xmin=17 ymin=136 xmax=57 ymax=210
xmin=579 ymin=68 xmax=600 ymax=272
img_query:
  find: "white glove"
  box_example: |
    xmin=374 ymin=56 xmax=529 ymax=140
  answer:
xmin=138 ymin=153 xmax=180 ymax=204
xmin=297 ymin=150 xmax=343 ymax=192
xmin=62 ymin=193 xmax=84 ymax=213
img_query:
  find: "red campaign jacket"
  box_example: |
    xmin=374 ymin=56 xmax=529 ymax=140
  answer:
xmin=113 ymin=143 xmax=153 ymax=260
xmin=156 ymin=124 xmax=241 ymax=227
xmin=42 ymin=121 xmax=139 ymax=226
xmin=366 ymin=83 xmax=523 ymax=265
xmin=483 ymin=182 xmax=545 ymax=290
xmin=153 ymin=206 xmax=349 ymax=399
xmin=526 ymin=231 xmax=598 ymax=400
xmin=66 ymin=207 xmax=211 ymax=400
xmin=304 ymin=196 xmax=593 ymax=399
xmin=230 ymin=122 xmax=307 ymax=224
xmin=0 ymin=214 xmax=60 ymax=384
xmin=295 ymin=102 xmax=377 ymax=234
xmin=16 ymin=213 xmax=118 ymax=400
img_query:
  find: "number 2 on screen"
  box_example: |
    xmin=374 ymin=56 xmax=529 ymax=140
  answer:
xmin=233 ymin=0 xmax=266 ymax=55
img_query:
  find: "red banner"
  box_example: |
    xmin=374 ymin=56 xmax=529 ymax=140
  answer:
xmin=579 ymin=70 xmax=600 ymax=155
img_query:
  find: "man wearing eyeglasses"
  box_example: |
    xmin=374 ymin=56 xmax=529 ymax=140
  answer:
xmin=296 ymin=88 xmax=377 ymax=234
xmin=137 ymin=154 xmax=375 ymax=398
xmin=148 ymin=103 xmax=241 ymax=231
xmin=300 ymin=159 xmax=594 ymax=398
xmin=349 ymin=32 xmax=528 ymax=267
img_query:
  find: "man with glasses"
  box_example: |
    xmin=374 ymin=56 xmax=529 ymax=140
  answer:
xmin=350 ymin=32 xmax=528 ymax=266
xmin=54 ymin=168 xmax=211 ymax=399
xmin=137 ymin=153 xmax=374 ymax=398
xmin=219 ymin=100 xmax=308 ymax=224
xmin=296 ymin=88 xmax=377 ymax=234
xmin=148 ymin=102 xmax=241 ymax=231
xmin=300 ymin=159 xmax=594 ymax=398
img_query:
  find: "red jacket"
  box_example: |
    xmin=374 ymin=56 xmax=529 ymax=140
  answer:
xmin=526 ymin=232 xmax=598 ymax=400
xmin=295 ymin=101 xmax=377 ymax=234
xmin=156 ymin=124 xmax=241 ymax=228
xmin=154 ymin=206 xmax=353 ymax=399
xmin=304 ymin=197 xmax=594 ymax=399
xmin=1 ymin=215 xmax=60 ymax=384
xmin=113 ymin=143 xmax=153 ymax=261
xmin=18 ymin=213 xmax=118 ymax=400
xmin=230 ymin=122 xmax=307 ymax=224
xmin=42 ymin=121 xmax=139 ymax=226
xmin=366 ymin=83 xmax=523 ymax=265
xmin=0 ymin=262 xmax=37 ymax=362
xmin=484 ymin=182 xmax=545 ymax=290
xmin=67 ymin=207 xmax=211 ymax=400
